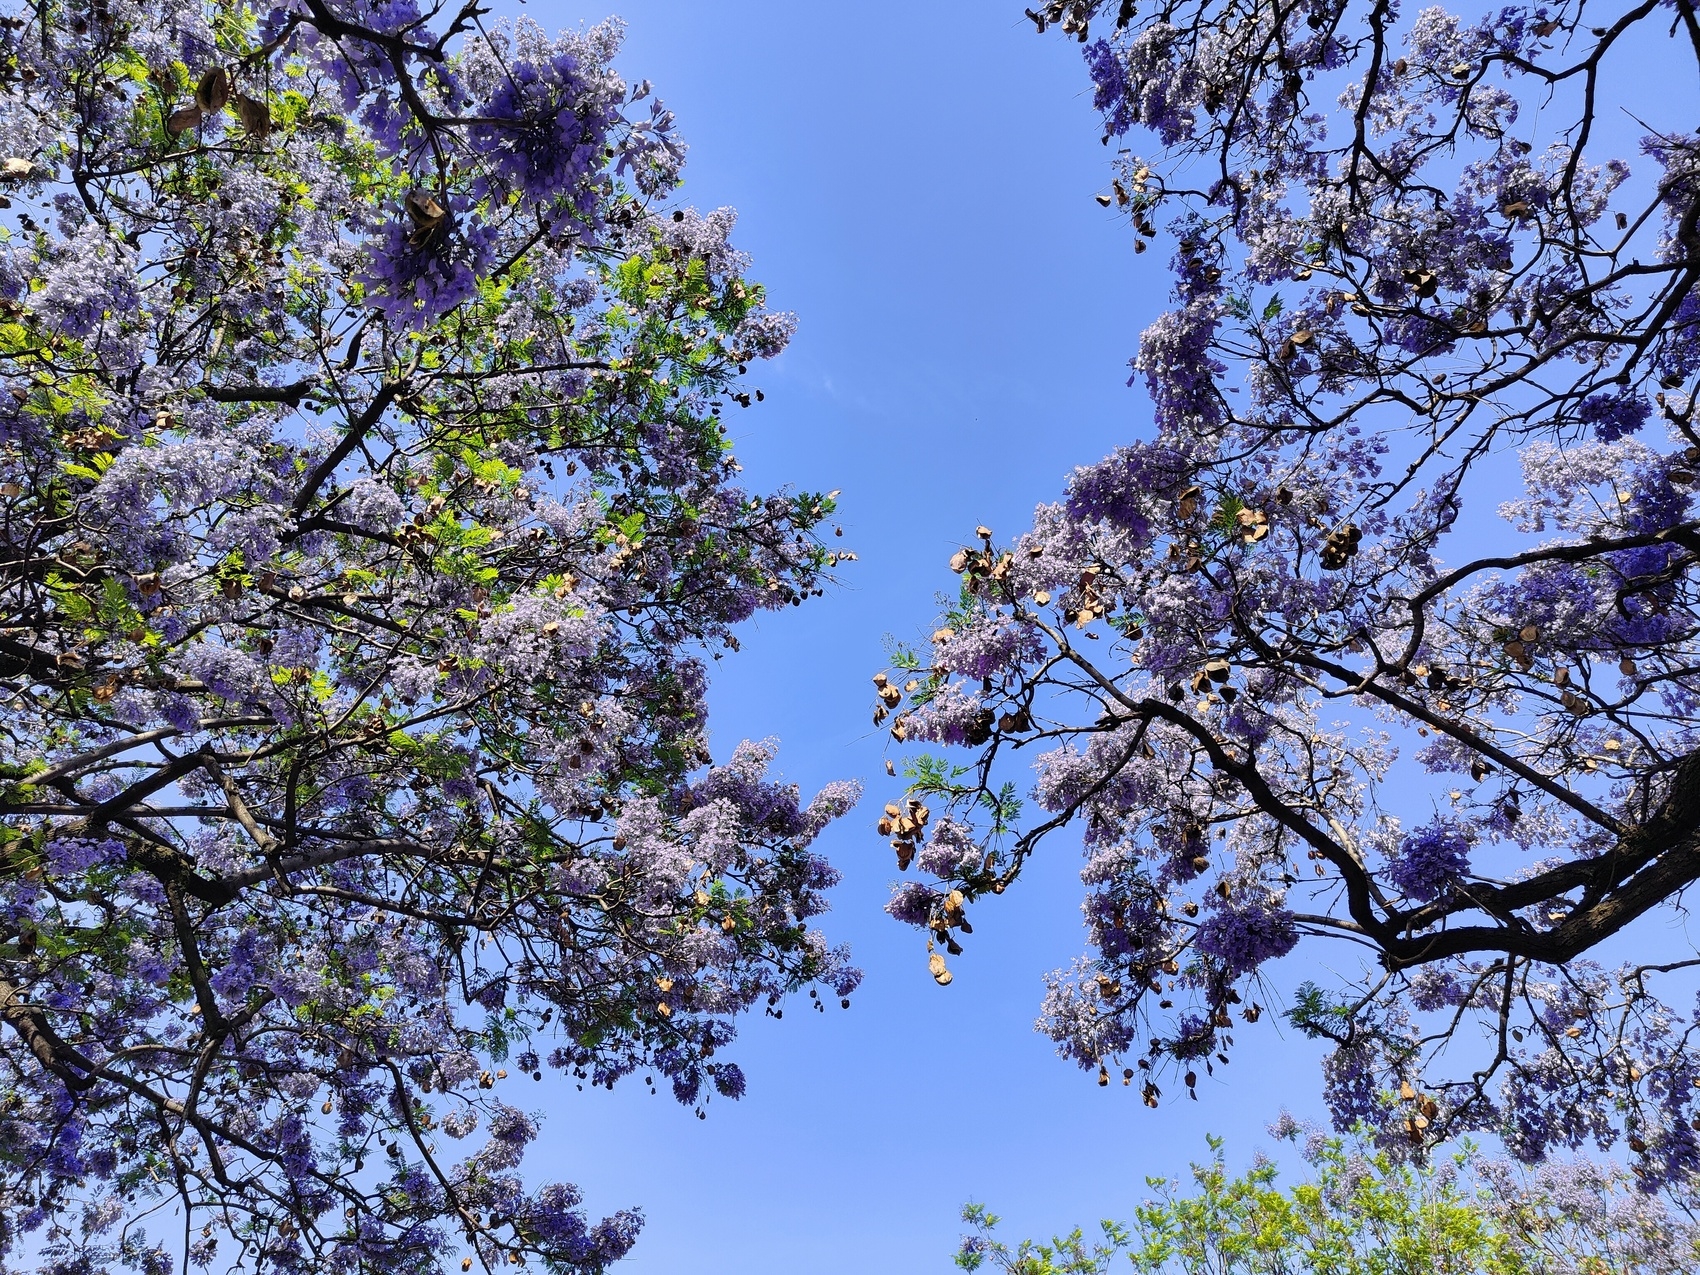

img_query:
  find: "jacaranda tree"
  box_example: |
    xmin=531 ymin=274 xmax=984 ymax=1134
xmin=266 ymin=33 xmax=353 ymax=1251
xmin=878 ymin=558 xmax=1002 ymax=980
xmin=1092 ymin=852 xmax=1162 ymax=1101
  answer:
xmin=876 ymin=0 xmax=1700 ymax=1184
xmin=0 ymin=2 xmax=859 ymax=1272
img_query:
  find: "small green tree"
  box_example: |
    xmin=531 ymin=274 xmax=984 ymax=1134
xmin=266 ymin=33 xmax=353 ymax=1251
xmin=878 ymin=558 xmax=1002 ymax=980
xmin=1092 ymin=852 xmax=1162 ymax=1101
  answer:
xmin=955 ymin=1128 xmax=1700 ymax=1275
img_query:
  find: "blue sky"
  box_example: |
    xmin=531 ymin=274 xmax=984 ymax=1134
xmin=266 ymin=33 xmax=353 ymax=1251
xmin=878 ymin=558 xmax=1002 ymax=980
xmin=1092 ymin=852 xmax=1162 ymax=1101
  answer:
xmin=498 ymin=3 xmax=1336 ymax=1270
xmin=495 ymin=3 xmax=1700 ymax=1272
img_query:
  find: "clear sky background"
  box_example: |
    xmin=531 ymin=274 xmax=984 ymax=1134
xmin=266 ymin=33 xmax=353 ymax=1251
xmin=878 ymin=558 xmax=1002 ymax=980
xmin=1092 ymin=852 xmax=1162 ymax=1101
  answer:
xmin=484 ymin=3 xmax=1690 ymax=1272
xmin=488 ymin=4 xmax=1337 ymax=1271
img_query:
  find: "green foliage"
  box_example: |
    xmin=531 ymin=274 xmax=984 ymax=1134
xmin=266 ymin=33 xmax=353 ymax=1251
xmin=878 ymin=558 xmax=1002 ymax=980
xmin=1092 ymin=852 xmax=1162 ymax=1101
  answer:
xmin=957 ymin=1202 xmax=1132 ymax=1275
xmin=955 ymin=1132 xmax=1700 ymax=1275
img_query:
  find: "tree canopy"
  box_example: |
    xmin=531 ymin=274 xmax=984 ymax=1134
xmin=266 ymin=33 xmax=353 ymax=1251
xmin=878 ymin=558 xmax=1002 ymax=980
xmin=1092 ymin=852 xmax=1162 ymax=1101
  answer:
xmin=877 ymin=0 xmax=1700 ymax=1186
xmin=0 ymin=2 xmax=856 ymax=1272
xmin=955 ymin=1126 xmax=1700 ymax=1275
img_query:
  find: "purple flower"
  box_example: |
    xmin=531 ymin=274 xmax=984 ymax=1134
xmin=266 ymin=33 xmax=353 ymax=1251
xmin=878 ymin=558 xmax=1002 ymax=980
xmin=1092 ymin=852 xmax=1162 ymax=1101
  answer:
xmin=1387 ymin=820 xmax=1473 ymax=903
xmin=359 ymin=200 xmax=497 ymax=328
xmin=470 ymin=51 xmax=616 ymax=211
xmin=1064 ymin=441 xmax=1190 ymax=535
xmin=885 ymin=881 xmax=943 ymax=927
xmin=711 ymin=1063 xmax=746 ymax=1099
xmin=900 ymin=682 xmax=992 ymax=748
xmin=1084 ymin=40 xmax=1133 ymax=138
xmin=1578 ymin=390 xmax=1650 ymax=441
xmin=1193 ymin=898 xmax=1298 ymax=976
xmin=43 ymin=837 xmax=123 ymax=874
xmin=28 ymin=223 xmax=140 ymax=340
xmin=917 ymin=817 xmax=982 ymax=879
xmin=936 ymin=617 xmax=1043 ymax=680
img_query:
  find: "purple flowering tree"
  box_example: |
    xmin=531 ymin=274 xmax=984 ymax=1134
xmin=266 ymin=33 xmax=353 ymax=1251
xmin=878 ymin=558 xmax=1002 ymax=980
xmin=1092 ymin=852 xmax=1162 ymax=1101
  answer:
xmin=877 ymin=0 xmax=1700 ymax=1185
xmin=0 ymin=2 xmax=859 ymax=1272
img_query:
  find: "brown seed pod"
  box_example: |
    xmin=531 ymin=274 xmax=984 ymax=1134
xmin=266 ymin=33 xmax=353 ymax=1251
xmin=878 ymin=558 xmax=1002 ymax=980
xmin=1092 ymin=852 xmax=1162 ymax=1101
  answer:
xmin=195 ymin=67 xmax=230 ymax=114
xmin=404 ymin=190 xmax=447 ymax=247
xmin=166 ymin=104 xmax=203 ymax=137
xmin=235 ymin=94 xmax=272 ymax=138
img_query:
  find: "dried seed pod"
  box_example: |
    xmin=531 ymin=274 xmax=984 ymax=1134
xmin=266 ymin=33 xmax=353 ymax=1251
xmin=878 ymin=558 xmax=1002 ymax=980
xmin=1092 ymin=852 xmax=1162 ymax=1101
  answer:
xmin=404 ymin=190 xmax=447 ymax=247
xmin=235 ymin=94 xmax=272 ymax=138
xmin=195 ymin=67 xmax=230 ymax=114
xmin=167 ymin=104 xmax=203 ymax=136
xmin=1319 ymin=523 xmax=1362 ymax=570
xmin=1402 ymin=267 xmax=1439 ymax=298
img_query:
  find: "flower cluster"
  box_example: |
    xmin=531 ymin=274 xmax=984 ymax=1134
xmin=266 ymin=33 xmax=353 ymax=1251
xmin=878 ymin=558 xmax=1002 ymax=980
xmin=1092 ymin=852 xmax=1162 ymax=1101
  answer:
xmin=1386 ymin=820 xmax=1474 ymax=903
